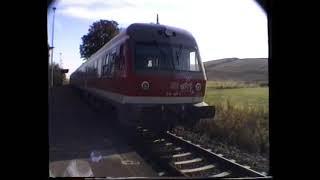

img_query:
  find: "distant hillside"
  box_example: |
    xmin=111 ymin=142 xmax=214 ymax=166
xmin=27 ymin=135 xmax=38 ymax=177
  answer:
xmin=204 ymin=58 xmax=268 ymax=83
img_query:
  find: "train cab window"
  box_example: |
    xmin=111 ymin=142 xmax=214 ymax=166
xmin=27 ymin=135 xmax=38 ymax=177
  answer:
xmin=135 ymin=44 xmax=163 ymax=70
xmin=135 ymin=43 xmax=200 ymax=72
xmin=173 ymin=47 xmax=201 ymax=72
xmin=189 ymin=51 xmax=200 ymax=71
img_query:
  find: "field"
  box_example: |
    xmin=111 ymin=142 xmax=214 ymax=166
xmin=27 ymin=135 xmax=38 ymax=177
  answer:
xmin=192 ymin=81 xmax=269 ymax=156
xmin=205 ymin=81 xmax=268 ymax=110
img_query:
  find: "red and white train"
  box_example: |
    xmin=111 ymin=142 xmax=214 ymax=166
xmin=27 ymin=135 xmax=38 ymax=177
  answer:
xmin=70 ymin=23 xmax=215 ymax=130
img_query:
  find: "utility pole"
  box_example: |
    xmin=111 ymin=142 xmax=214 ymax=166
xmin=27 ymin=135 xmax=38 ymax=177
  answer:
xmin=156 ymin=14 xmax=159 ymax=24
xmin=59 ymin=52 xmax=63 ymax=68
xmin=50 ymin=7 xmax=56 ymax=87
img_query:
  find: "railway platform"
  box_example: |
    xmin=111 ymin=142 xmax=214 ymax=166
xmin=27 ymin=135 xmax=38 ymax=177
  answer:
xmin=49 ymin=85 xmax=157 ymax=177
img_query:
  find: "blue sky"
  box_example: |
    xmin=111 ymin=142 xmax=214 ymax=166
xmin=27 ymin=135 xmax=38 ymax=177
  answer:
xmin=48 ymin=0 xmax=268 ymax=77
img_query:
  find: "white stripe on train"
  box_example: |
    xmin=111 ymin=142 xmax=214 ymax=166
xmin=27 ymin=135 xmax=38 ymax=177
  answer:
xmin=83 ymin=87 xmax=203 ymax=104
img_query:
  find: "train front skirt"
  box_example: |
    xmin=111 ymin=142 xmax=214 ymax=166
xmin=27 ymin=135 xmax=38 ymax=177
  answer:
xmin=134 ymin=102 xmax=215 ymax=131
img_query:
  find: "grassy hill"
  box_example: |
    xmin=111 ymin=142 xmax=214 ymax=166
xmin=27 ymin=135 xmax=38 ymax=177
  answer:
xmin=204 ymin=58 xmax=268 ymax=84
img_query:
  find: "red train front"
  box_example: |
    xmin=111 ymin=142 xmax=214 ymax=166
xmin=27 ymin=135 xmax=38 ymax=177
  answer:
xmin=70 ymin=23 xmax=215 ymax=130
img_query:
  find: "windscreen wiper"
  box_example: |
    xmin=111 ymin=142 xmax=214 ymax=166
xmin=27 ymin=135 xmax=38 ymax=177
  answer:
xmin=176 ymin=44 xmax=183 ymax=65
xmin=151 ymin=31 xmax=175 ymax=70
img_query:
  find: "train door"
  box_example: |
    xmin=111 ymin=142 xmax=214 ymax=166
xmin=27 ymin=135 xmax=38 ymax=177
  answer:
xmin=113 ymin=44 xmax=124 ymax=93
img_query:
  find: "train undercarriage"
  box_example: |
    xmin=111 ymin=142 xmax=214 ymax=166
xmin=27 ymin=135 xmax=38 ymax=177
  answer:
xmin=118 ymin=103 xmax=215 ymax=131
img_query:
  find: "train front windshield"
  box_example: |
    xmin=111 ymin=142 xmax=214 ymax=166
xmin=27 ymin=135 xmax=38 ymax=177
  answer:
xmin=135 ymin=43 xmax=202 ymax=72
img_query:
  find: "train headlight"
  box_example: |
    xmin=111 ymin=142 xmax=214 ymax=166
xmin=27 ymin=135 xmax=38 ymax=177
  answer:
xmin=195 ymin=83 xmax=201 ymax=91
xmin=141 ymin=81 xmax=150 ymax=90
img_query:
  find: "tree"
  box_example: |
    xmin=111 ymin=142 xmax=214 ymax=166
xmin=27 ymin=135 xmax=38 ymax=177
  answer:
xmin=48 ymin=63 xmax=67 ymax=87
xmin=80 ymin=20 xmax=120 ymax=60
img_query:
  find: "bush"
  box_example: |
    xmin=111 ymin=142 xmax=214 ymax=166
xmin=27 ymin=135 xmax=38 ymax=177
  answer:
xmin=207 ymin=81 xmax=260 ymax=89
xmin=195 ymin=99 xmax=269 ymax=155
xmin=259 ymin=82 xmax=269 ymax=87
xmin=48 ymin=63 xmax=67 ymax=87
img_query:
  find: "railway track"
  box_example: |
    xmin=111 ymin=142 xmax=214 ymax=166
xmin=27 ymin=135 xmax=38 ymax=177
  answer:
xmin=134 ymin=126 xmax=271 ymax=179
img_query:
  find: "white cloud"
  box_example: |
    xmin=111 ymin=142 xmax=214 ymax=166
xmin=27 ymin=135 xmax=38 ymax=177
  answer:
xmin=60 ymin=6 xmax=93 ymax=20
xmin=59 ymin=0 xmax=134 ymax=7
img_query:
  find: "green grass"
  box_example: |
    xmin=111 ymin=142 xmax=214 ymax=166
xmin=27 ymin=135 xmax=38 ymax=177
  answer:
xmin=205 ymin=87 xmax=269 ymax=110
xmin=190 ymin=81 xmax=269 ymax=155
xmin=206 ymin=81 xmax=261 ymax=89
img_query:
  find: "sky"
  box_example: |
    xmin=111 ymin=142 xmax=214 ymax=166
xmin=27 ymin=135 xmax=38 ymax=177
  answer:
xmin=47 ymin=0 xmax=268 ymax=77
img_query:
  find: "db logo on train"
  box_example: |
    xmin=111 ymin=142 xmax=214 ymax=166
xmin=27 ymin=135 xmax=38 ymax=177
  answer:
xmin=141 ymin=81 xmax=150 ymax=90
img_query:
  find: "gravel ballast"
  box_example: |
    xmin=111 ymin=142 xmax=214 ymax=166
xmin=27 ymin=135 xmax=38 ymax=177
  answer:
xmin=172 ymin=126 xmax=269 ymax=175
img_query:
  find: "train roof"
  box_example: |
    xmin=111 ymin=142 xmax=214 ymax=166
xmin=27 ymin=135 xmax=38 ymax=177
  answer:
xmin=126 ymin=23 xmax=194 ymax=37
xmin=72 ymin=23 xmax=197 ymax=74
xmin=126 ymin=23 xmax=196 ymax=45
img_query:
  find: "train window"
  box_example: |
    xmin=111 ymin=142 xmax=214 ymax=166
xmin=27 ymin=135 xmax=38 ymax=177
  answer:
xmin=94 ymin=60 xmax=98 ymax=74
xmin=135 ymin=43 xmax=165 ymax=70
xmin=87 ymin=65 xmax=91 ymax=78
xmin=102 ymin=53 xmax=110 ymax=76
xmin=173 ymin=47 xmax=201 ymax=72
xmin=109 ymin=53 xmax=116 ymax=76
xmin=91 ymin=62 xmax=95 ymax=77
xmin=119 ymin=44 xmax=125 ymax=70
xmin=135 ymin=43 xmax=200 ymax=72
xmin=105 ymin=54 xmax=109 ymax=66
xmin=114 ymin=47 xmax=120 ymax=70
xmin=85 ymin=66 xmax=89 ymax=78
xmin=189 ymin=51 xmax=200 ymax=71
xmin=97 ymin=57 xmax=103 ymax=78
